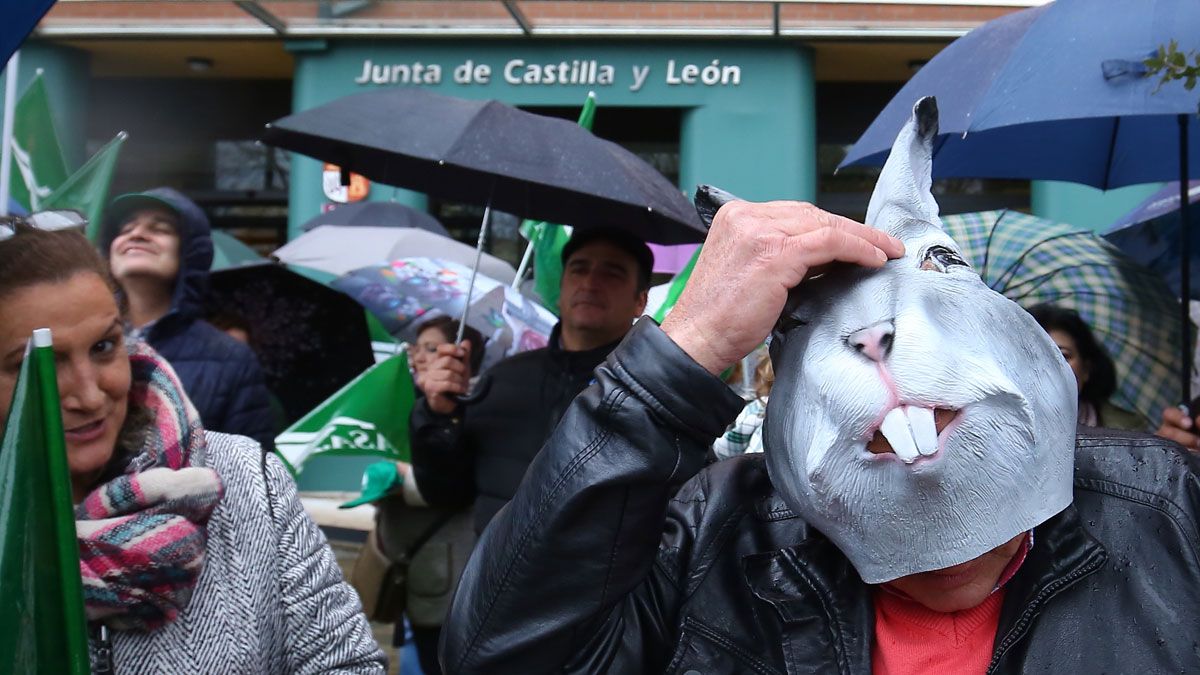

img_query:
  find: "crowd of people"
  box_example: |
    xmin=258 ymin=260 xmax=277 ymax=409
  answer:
xmin=2 ymin=105 xmax=1200 ymax=674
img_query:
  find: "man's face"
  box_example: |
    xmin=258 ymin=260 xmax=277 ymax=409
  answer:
xmin=558 ymin=241 xmax=648 ymax=337
xmin=885 ymin=533 xmax=1025 ymax=612
xmin=109 ymin=207 xmax=181 ymax=284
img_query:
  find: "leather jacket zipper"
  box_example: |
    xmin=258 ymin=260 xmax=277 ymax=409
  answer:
xmin=984 ymin=553 xmax=1106 ymax=674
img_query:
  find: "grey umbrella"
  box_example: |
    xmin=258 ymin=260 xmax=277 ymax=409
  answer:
xmin=299 ymin=201 xmax=449 ymax=236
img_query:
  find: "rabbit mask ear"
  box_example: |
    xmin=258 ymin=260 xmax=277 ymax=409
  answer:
xmin=763 ymin=96 xmax=1077 ymax=584
xmin=866 ymin=97 xmax=943 ymax=236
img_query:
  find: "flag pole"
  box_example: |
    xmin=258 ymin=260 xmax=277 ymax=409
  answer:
xmin=512 ymin=231 xmax=535 ymax=290
xmin=0 ymin=50 xmax=20 ymax=217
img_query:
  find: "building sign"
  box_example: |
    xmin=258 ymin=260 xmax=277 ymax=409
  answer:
xmin=322 ymin=163 xmax=370 ymax=203
xmin=354 ymin=57 xmax=742 ymax=92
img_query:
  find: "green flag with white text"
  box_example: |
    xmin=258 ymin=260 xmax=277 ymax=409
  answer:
xmin=9 ymin=73 xmax=69 ymax=212
xmin=0 ymin=330 xmax=90 ymax=675
xmin=42 ymin=132 xmax=126 ymax=242
xmin=275 ymin=353 xmax=415 ymax=475
xmin=520 ymin=93 xmax=597 ymax=313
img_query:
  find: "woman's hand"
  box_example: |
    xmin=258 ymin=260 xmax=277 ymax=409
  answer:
xmin=1156 ymin=406 xmax=1200 ymax=451
xmin=416 ymin=340 xmax=472 ymax=415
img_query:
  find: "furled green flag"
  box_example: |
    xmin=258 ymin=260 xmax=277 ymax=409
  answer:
xmin=652 ymin=244 xmax=702 ymax=322
xmin=0 ymin=329 xmax=90 ymax=675
xmin=519 ymin=92 xmax=597 ymax=313
xmin=9 ymin=73 xmax=70 ymax=212
xmin=42 ymin=131 xmax=127 ymax=242
xmin=275 ymin=352 xmax=415 ymax=475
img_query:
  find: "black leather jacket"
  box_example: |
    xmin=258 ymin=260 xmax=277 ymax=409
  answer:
xmin=443 ymin=319 xmax=1200 ymax=674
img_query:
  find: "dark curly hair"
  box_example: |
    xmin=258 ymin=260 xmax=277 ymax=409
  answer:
xmin=1027 ymin=303 xmax=1116 ymax=416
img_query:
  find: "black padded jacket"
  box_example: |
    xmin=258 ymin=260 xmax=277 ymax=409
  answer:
xmin=442 ymin=318 xmax=1200 ymax=674
xmin=409 ymin=324 xmax=621 ymax=534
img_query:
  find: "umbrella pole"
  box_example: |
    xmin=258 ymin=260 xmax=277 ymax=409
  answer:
xmin=512 ymin=239 xmax=535 ymax=290
xmin=1181 ymin=114 xmax=1193 ymax=409
xmin=456 ymin=202 xmax=491 ymax=344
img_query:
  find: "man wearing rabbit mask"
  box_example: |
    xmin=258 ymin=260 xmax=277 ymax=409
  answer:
xmin=442 ymin=98 xmax=1200 ymax=674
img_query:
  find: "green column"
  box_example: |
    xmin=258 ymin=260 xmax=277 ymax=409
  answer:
xmin=679 ymin=46 xmax=813 ymax=202
xmin=1030 ymin=180 xmax=1163 ymax=233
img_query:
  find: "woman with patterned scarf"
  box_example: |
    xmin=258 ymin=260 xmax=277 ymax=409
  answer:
xmin=0 ymin=218 xmax=386 ymax=674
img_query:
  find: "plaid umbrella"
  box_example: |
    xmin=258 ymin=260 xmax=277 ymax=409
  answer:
xmin=941 ymin=210 xmax=1180 ymax=426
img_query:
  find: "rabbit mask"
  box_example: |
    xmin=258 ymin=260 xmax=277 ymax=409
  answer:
xmin=762 ymin=97 xmax=1077 ymax=584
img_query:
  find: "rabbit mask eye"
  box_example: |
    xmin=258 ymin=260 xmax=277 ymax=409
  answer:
xmin=920 ymin=245 xmax=968 ymax=272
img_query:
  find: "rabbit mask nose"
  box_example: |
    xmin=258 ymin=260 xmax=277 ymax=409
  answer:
xmin=848 ymin=320 xmax=895 ymax=363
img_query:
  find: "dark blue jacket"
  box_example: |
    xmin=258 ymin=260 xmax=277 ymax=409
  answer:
xmin=103 ymin=188 xmax=275 ymax=450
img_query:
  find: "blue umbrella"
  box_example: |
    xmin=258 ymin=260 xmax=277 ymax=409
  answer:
xmin=1105 ymin=181 xmax=1200 ymax=298
xmin=840 ymin=0 xmax=1200 ymax=402
xmin=1 ymin=1 xmax=55 ymax=67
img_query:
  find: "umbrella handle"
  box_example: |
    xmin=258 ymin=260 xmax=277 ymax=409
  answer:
xmin=453 ymin=375 xmax=492 ymax=406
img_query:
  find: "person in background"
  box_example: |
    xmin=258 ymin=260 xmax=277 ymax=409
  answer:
xmin=0 ymin=218 xmax=385 ymax=673
xmin=408 ymin=315 xmax=486 ymax=386
xmin=410 ymin=227 xmax=652 ymax=535
xmin=343 ymin=315 xmax=484 ymax=675
xmin=1027 ymin=303 xmax=1146 ymax=430
xmin=101 ymin=188 xmax=274 ymax=450
xmin=712 ymin=353 xmax=773 ymax=459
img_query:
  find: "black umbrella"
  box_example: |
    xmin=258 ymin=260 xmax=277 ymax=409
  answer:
xmin=261 ymin=87 xmax=705 ymax=246
xmin=300 ymin=200 xmax=449 ymax=236
xmin=206 ymin=262 xmax=375 ymax=424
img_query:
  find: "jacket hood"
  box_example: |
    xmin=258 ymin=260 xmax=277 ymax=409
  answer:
xmin=103 ymin=187 xmax=213 ymax=322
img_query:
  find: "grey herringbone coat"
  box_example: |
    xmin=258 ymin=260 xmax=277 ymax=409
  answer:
xmin=104 ymin=432 xmax=386 ymax=674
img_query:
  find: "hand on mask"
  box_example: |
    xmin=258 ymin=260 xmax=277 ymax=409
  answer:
xmin=1156 ymin=405 xmax=1200 ymax=451
xmin=660 ymin=200 xmax=905 ymax=375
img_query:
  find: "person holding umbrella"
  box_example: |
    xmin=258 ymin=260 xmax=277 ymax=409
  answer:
xmin=101 ymin=188 xmax=274 ymax=450
xmin=0 ymin=218 xmax=385 ymax=673
xmin=409 ymin=227 xmax=652 ymax=535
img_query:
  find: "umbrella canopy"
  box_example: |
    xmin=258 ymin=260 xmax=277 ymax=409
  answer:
xmin=1 ymin=1 xmax=55 ymax=67
xmin=333 ymin=257 xmax=557 ymax=369
xmin=942 ymin=210 xmax=1178 ymax=425
xmin=840 ymin=0 xmax=1200 ymax=188
xmin=262 ymin=87 xmax=705 ymax=244
xmin=299 ymin=200 xmax=449 ymax=236
xmin=272 ymin=225 xmax=517 ymax=283
xmin=206 ymin=262 xmax=376 ymax=424
xmin=210 ymin=230 xmax=265 ymax=271
xmin=1105 ymin=181 xmax=1200 ymax=298
xmin=647 ymin=242 xmax=701 ymax=275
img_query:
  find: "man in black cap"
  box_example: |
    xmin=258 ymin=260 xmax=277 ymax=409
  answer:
xmin=407 ymin=227 xmax=652 ymax=534
xmin=103 ymin=187 xmax=274 ymax=450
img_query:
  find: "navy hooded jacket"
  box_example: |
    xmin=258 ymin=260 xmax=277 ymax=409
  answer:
xmin=103 ymin=188 xmax=275 ymax=450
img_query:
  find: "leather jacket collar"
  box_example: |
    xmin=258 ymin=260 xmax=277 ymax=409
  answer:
xmin=742 ymin=505 xmax=1107 ymax=674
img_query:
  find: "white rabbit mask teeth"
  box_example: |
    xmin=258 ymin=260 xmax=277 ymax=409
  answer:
xmin=763 ymin=97 xmax=1077 ymax=584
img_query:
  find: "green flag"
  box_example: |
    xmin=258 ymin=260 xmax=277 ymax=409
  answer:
xmin=519 ymin=92 xmax=597 ymax=313
xmin=42 ymin=132 xmax=126 ymax=242
xmin=0 ymin=330 xmax=90 ymax=674
xmin=275 ymin=353 xmax=415 ymax=475
xmin=9 ymin=73 xmax=69 ymax=212
xmin=652 ymin=244 xmax=702 ymax=322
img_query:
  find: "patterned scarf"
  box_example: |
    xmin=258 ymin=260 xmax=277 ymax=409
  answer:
xmin=74 ymin=341 xmax=224 ymax=632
